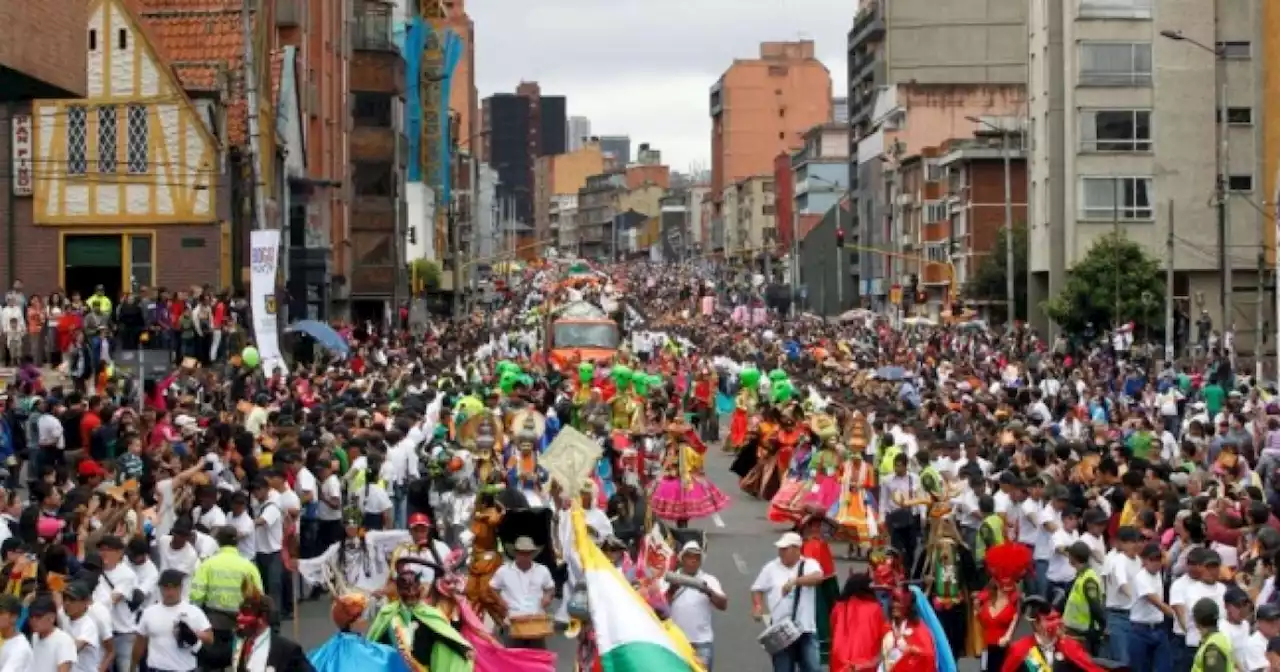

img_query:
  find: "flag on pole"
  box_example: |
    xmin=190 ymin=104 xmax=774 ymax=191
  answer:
xmin=569 ymin=508 xmax=704 ymax=672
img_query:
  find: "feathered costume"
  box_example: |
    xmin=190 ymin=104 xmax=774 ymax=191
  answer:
xmin=768 ymin=413 xmax=842 ymax=524
xmin=977 ymin=543 xmax=1034 ymax=672
xmin=726 ymin=367 xmax=761 ymax=452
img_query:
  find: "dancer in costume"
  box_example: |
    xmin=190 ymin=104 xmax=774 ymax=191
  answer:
xmin=977 ymin=542 xmax=1033 ymax=672
xmin=881 ymin=587 xmax=938 ymax=672
xmin=726 ymin=367 xmax=760 ymax=452
xmin=692 ymin=362 xmax=718 ymax=442
xmin=830 ymin=572 xmax=890 ymax=672
xmin=649 ymin=419 xmax=729 ymax=526
xmin=739 ymin=407 xmax=787 ymax=500
xmin=831 ymin=447 xmax=880 ymax=559
xmin=768 ymin=413 xmax=842 ymax=524
xmin=231 ymin=594 xmax=315 ymax=672
xmin=390 ymin=513 xmax=455 ymax=590
xmin=465 ymin=488 xmax=507 ymax=626
xmin=1000 ymin=596 xmax=1104 ymax=672
xmin=797 ymin=512 xmax=842 ymax=666
xmin=367 ymin=558 xmax=474 ymax=672
xmin=296 ymin=507 xmax=412 ymax=621
xmin=922 ymin=528 xmax=971 ymax=661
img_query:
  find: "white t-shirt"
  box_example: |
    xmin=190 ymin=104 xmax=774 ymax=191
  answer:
xmin=94 ymin=563 xmax=139 ymax=634
xmin=317 ymin=475 xmax=343 ymax=521
xmin=193 ymin=505 xmax=227 ymax=530
xmin=1079 ymin=532 xmax=1107 ymax=572
xmin=1130 ymin=567 xmax=1165 ymax=624
xmin=358 ymin=483 xmax=393 ymax=517
xmin=1169 ymin=575 xmax=1194 ymax=636
xmin=295 ymin=468 xmax=318 ymax=515
xmin=156 ymin=538 xmax=200 ymax=598
xmin=489 ymin=562 xmax=555 ymax=618
xmin=253 ymin=491 xmax=283 ymax=554
xmin=751 ymin=557 xmax=824 ymax=634
xmin=1014 ymin=499 xmax=1040 ymax=546
xmin=1171 ymin=581 xmax=1227 ymax=647
xmin=668 ymin=571 xmax=724 ymax=644
xmin=30 ymin=629 xmax=76 ymax=672
xmin=276 ymin=488 xmax=301 ymax=535
xmin=128 ymin=561 xmax=160 ymax=609
xmin=1222 ymin=620 xmax=1253 ymax=671
xmin=230 ymin=511 xmax=256 ymax=559
xmin=1046 ymin=529 xmax=1079 ymax=583
xmin=0 ymin=633 xmax=32 ymax=672
xmin=58 ymin=613 xmax=101 ymax=672
xmin=1102 ymin=551 xmax=1138 ymax=610
xmin=154 ymin=479 xmax=178 ymax=538
xmin=1034 ymin=506 xmax=1061 ymax=561
xmin=137 ymin=601 xmax=211 ymax=672
xmin=1240 ymin=630 xmax=1270 ymax=672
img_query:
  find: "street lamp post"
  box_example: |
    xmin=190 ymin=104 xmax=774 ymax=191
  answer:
xmin=1161 ymin=29 xmax=1230 ymax=329
xmin=966 ymin=115 xmax=1017 ymax=330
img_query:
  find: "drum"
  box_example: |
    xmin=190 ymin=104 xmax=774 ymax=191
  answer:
xmin=509 ymin=614 xmax=554 ymax=640
xmin=757 ymin=618 xmax=802 ymax=656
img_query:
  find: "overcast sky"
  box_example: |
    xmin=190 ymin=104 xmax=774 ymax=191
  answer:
xmin=466 ymin=0 xmax=852 ymax=174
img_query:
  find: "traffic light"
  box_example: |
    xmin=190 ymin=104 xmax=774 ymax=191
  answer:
xmin=408 ymin=226 xmax=417 ymax=245
xmin=836 ymin=227 xmax=845 ymax=246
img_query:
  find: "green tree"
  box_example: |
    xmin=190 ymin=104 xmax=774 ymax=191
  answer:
xmin=964 ymin=224 xmax=1028 ymax=322
xmin=410 ymin=259 xmax=442 ymax=294
xmin=1043 ymin=232 xmax=1164 ymax=336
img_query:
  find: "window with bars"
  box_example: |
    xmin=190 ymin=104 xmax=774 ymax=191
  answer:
xmin=126 ymin=104 xmax=148 ymax=174
xmin=67 ymin=105 xmax=88 ymax=175
xmin=98 ymin=106 xmax=118 ymax=173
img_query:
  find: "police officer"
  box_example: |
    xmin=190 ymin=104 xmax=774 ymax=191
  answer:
xmin=189 ymin=526 xmax=262 ymax=669
xmin=1191 ymin=598 xmax=1232 ymax=672
xmin=1061 ymin=541 xmax=1105 ymax=655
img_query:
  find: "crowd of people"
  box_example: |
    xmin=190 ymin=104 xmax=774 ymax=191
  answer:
xmin=0 ymin=258 xmax=1278 ymax=672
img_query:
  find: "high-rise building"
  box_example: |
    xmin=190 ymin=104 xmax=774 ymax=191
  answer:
xmin=481 ymin=82 xmax=568 ymax=227
xmin=1028 ymin=0 xmax=1268 ymax=339
xmin=846 ymin=0 xmax=1026 ymax=303
xmin=598 ymin=135 xmax=631 ymax=167
xmin=567 ymin=116 xmax=592 ymax=151
xmin=443 ymin=0 xmax=479 ymax=147
xmin=832 ymin=97 xmax=849 ymax=124
xmin=709 ymin=40 xmax=833 ymax=255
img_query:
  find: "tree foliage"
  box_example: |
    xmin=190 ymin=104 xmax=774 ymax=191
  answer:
xmin=411 ymin=259 xmax=442 ymax=294
xmin=964 ymin=224 xmax=1028 ymax=322
xmin=1043 ymin=232 xmax=1164 ymax=335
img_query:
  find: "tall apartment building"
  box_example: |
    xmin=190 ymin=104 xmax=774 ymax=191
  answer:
xmin=567 ymin=116 xmax=592 ymax=151
xmin=1028 ymin=0 xmax=1267 ymax=339
xmin=846 ymin=0 xmax=1026 ymax=302
xmin=598 ymin=135 xmax=631 ymax=168
xmin=442 ymin=0 xmax=478 ymax=145
xmin=481 ymin=82 xmax=567 ymax=227
xmin=710 ymin=42 xmax=832 ymax=220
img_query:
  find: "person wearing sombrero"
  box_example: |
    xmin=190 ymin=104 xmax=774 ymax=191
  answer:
xmin=367 ymin=557 xmax=474 ymax=672
xmin=648 ymin=417 xmax=729 ymax=528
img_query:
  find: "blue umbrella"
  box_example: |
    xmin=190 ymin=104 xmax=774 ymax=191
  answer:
xmin=287 ymin=319 xmax=351 ymax=357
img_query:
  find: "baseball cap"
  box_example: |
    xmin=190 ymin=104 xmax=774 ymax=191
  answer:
xmin=1258 ymin=604 xmax=1280 ymax=621
xmin=158 ymin=569 xmax=187 ymax=587
xmin=680 ymin=541 xmax=703 ymax=556
xmin=77 ymin=460 xmax=107 ymax=478
xmin=775 ymin=532 xmax=803 ymax=549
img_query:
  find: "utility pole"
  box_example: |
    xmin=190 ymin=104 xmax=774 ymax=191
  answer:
xmin=1165 ymin=200 xmax=1175 ymax=363
xmin=1217 ymin=61 xmax=1231 ymax=334
xmin=242 ymin=0 xmax=268 ymax=232
xmin=1257 ymin=250 xmax=1266 ymax=381
xmin=1113 ymin=178 xmax=1121 ymax=330
xmin=1002 ymin=129 xmax=1015 ymax=330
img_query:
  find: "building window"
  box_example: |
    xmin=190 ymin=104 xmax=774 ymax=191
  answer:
xmin=126 ymin=104 xmax=148 ymax=173
xmin=925 ymin=161 xmax=944 ymax=182
xmin=1218 ymin=107 xmax=1253 ymax=125
xmin=88 ymin=29 xmax=97 ymax=51
xmin=1080 ymin=176 xmax=1154 ymax=220
xmin=353 ymin=161 xmax=394 ymax=196
xmin=1078 ymin=0 xmax=1152 ymax=19
xmin=1228 ymin=175 xmax=1253 ymax=192
xmin=924 ymin=201 xmax=948 ymax=223
xmin=768 ymin=65 xmax=788 ymax=77
xmin=352 ymin=92 xmax=392 ymax=127
xmin=1079 ymin=42 xmax=1152 ymax=87
xmin=129 ymin=234 xmax=152 ymax=289
xmin=762 ymin=204 xmax=775 ymax=216
xmin=1080 ymin=109 xmax=1151 ymax=152
xmin=97 ymin=106 xmax=117 ymax=173
xmin=66 ymin=105 xmax=88 ymax=176
xmin=1217 ymin=41 xmax=1251 ymax=59
xmin=925 ymin=243 xmax=949 ymax=262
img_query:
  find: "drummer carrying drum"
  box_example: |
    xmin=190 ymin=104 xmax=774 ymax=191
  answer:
xmin=491 ymin=536 xmax=556 ymax=649
xmin=751 ymin=531 xmax=826 ymax=672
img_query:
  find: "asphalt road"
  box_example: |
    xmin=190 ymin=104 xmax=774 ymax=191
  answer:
xmin=291 ymin=444 xmax=988 ymax=671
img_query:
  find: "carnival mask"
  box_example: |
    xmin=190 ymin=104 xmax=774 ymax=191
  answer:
xmin=1038 ymin=612 xmax=1064 ymax=639
xmin=235 ymin=611 xmax=267 ymax=636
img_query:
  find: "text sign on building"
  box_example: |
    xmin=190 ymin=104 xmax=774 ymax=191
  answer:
xmin=11 ymin=115 xmax=33 ymax=197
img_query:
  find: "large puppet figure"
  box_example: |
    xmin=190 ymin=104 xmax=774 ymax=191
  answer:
xmin=464 ymin=489 xmax=506 ymax=626
xmin=1000 ymin=597 xmax=1104 ymax=672
xmin=506 ymin=411 xmax=549 ymax=506
xmin=367 ymin=559 xmax=474 ymax=672
xmin=831 ymin=412 xmax=880 ymax=558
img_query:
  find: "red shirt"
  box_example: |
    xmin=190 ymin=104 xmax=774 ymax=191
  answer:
xmin=79 ymin=411 xmax=101 ymax=449
xmin=212 ymin=302 xmax=227 ymax=329
xmin=169 ymin=299 xmax=185 ymax=328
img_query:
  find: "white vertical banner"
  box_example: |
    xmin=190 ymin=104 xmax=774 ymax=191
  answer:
xmin=249 ymin=229 xmax=286 ymax=375
xmin=11 ymin=114 xmax=33 ymax=197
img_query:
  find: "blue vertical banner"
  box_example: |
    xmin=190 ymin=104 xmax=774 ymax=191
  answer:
xmin=401 ymin=19 xmax=425 ymax=183
xmin=438 ymin=29 xmax=462 ymax=208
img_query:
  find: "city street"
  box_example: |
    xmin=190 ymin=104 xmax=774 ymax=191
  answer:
xmin=292 ymin=445 xmax=990 ymax=671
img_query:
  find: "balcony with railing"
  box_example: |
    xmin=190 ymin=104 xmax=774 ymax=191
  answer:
xmin=354 ymin=2 xmax=395 ymax=52
xmin=847 ymin=1 xmax=885 ymax=51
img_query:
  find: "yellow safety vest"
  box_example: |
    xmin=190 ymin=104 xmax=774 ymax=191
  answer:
xmin=1191 ymin=631 xmax=1233 ymax=672
xmin=1063 ymin=568 xmax=1100 ymax=632
xmin=878 ymin=445 xmax=902 ymax=476
xmin=975 ymin=514 xmax=1005 ymax=562
xmin=190 ymin=547 xmax=264 ymax=613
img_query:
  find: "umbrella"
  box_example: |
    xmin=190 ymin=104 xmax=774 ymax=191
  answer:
xmin=838 ymin=308 xmax=874 ymax=323
xmin=902 ymin=316 xmax=936 ymax=326
xmin=874 ymin=366 xmax=907 ymax=381
xmin=287 ymin=319 xmax=351 ymax=356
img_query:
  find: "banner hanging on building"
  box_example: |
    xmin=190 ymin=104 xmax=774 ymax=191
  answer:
xmin=11 ymin=115 xmax=32 ymax=196
xmin=249 ymin=229 xmax=285 ymax=375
